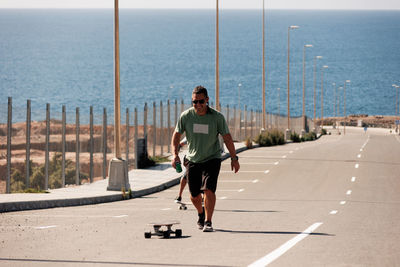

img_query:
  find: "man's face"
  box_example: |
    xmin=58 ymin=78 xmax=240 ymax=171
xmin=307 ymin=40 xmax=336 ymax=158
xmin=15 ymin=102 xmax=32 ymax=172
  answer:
xmin=192 ymin=93 xmax=209 ymax=115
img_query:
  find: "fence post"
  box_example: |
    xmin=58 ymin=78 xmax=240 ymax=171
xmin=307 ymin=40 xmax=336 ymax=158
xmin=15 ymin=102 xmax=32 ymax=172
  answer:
xmin=233 ymin=106 xmax=237 ymax=141
xmin=153 ymin=102 xmax=156 ymax=157
xmin=160 ymin=101 xmax=163 ymax=156
xmin=226 ymin=105 xmax=231 ymax=132
xmin=45 ymin=103 xmax=50 ymax=190
xmin=244 ymin=105 xmax=248 ymax=139
xmin=144 ymin=102 xmax=148 ymax=142
xmin=90 ymin=106 xmax=94 ymax=183
xmin=75 ymin=107 xmax=80 ymax=185
xmin=62 ymin=105 xmax=66 ymax=187
xmin=134 ymin=107 xmax=138 ymax=169
xmin=167 ymin=100 xmax=171 ymax=153
xmin=181 ymin=99 xmax=184 ymax=116
xmin=126 ymin=107 xmax=129 ymax=169
xmin=174 ymin=99 xmax=178 ymax=128
xmin=251 ymin=109 xmax=254 ymax=139
xmin=6 ymin=97 xmax=12 ymax=193
xmin=26 ymin=99 xmax=31 ymax=188
xmin=102 ymin=108 xmax=107 ymax=179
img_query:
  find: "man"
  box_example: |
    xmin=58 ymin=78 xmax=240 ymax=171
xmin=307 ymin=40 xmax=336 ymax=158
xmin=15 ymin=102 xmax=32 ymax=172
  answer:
xmin=171 ymin=85 xmax=240 ymax=232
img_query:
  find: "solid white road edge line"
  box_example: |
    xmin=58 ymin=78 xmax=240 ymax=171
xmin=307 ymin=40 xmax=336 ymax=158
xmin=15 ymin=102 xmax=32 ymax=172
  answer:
xmin=113 ymin=215 xmax=128 ymax=218
xmin=248 ymin=222 xmax=323 ymax=267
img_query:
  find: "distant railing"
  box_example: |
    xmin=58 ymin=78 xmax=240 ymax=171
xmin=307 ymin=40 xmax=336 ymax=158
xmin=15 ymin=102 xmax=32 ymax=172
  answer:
xmin=0 ymin=97 xmax=314 ymax=193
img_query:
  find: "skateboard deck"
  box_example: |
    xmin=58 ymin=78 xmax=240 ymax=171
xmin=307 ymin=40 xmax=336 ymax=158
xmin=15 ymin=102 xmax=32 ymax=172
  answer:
xmin=144 ymin=221 xmax=182 ymax=239
xmin=175 ymin=200 xmax=188 ymax=210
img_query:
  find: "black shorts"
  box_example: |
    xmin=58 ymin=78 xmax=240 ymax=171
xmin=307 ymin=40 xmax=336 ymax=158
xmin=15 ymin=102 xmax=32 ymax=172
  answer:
xmin=184 ymin=157 xmax=221 ymax=197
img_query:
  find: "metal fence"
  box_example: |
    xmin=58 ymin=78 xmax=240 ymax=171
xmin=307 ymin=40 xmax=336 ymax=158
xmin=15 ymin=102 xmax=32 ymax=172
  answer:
xmin=0 ymin=97 xmax=314 ymax=193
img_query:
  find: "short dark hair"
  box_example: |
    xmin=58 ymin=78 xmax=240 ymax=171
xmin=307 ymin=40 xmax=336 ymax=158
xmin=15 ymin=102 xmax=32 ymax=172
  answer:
xmin=192 ymin=85 xmax=208 ymax=98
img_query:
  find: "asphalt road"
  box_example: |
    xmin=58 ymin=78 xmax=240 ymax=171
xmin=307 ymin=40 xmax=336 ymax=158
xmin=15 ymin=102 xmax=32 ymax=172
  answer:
xmin=1 ymin=127 xmax=399 ymax=267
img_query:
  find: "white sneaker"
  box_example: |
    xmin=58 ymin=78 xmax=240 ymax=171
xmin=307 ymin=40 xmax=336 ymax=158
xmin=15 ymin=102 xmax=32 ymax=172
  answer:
xmin=203 ymin=221 xmax=213 ymax=232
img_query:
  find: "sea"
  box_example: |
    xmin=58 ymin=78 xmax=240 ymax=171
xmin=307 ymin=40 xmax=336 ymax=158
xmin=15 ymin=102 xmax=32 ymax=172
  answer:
xmin=0 ymin=9 xmax=399 ymax=123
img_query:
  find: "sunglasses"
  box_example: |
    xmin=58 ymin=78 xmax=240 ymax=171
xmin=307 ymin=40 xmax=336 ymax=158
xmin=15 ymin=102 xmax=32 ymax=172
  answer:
xmin=192 ymin=99 xmax=206 ymax=104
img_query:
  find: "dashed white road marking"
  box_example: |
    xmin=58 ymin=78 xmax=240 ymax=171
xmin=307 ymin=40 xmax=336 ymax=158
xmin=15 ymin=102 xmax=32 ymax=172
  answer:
xmin=238 ymin=189 xmax=245 ymax=192
xmin=330 ymin=210 xmax=338 ymax=215
xmin=248 ymin=222 xmax=323 ymax=267
xmin=35 ymin=225 xmax=57 ymax=230
xmin=357 ymin=154 xmax=361 ymax=158
xmin=274 ymin=162 xmax=279 ymax=165
xmin=346 ymin=190 xmax=352 ymax=195
xmin=351 ymin=177 xmax=356 ymax=182
xmin=340 ymin=201 xmax=346 ymax=205
xmin=113 ymin=215 xmax=128 ymax=218
xmin=219 ymin=196 xmax=228 ymax=200
xmin=355 ymin=164 xmax=359 ymax=169
xmin=360 ymin=149 xmax=363 ymax=152
xmin=264 ymin=170 xmax=270 ymax=174
xmin=161 ymin=208 xmax=171 ymax=211
xmin=252 ymin=179 xmax=259 ymax=183
xmin=282 ymin=155 xmax=287 ymax=159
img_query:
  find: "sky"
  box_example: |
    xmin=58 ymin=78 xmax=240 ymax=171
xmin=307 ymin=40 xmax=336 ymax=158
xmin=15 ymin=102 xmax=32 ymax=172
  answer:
xmin=0 ymin=0 xmax=400 ymax=10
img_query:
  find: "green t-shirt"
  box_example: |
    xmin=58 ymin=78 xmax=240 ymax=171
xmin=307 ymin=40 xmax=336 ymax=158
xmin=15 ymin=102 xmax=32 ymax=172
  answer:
xmin=176 ymin=107 xmax=229 ymax=163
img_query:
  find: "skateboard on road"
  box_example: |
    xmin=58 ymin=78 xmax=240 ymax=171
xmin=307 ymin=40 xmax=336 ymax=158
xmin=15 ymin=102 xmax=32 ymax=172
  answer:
xmin=175 ymin=200 xmax=188 ymax=210
xmin=144 ymin=221 xmax=182 ymax=239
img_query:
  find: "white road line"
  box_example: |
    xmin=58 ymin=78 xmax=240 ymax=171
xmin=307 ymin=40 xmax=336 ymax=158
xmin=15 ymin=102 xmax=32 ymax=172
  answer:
xmin=35 ymin=225 xmax=57 ymax=230
xmin=238 ymin=189 xmax=245 ymax=192
xmin=113 ymin=215 xmax=128 ymax=218
xmin=252 ymin=179 xmax=259 ymax=183
xmin=357 ymin=154 xmax=361 ymax=158
xmin=219 ymin=196 xmax=228 ymax=200
xmin=248 ymin=222 xmax=323 ymax=267
xmin=264 ymin=170 xmax=270 ymax=174
xmin=220 ymin=170 xmax=269 ymax=173
xmin=351 ymin=177 xmax=356 ymax=182
xmin=360 ymin=149 xmax=363 ymax=152
xmin=220 ymin=180 xmax=258 ymax=183
xmin=274 ymin=162 xmax=279 ymax=165
xmin=340 ymin=201 xmax=346 ymax=205
xmin=222 ymin=162 xmax=277 ymax=165
xmin=282 ymin=155 xmax=287 ymax=159
xmin=330 ymin=210 xmax=338 ymax=215
xmin=161 ymin=208 xmax=171 ymax=211
xmin=289 ymin=151 xmax=293 ymax=154
xmin=346 ymin=190 xmax=352 ymax=195
xmin=355 ymin=164 xmax=359 ymax=169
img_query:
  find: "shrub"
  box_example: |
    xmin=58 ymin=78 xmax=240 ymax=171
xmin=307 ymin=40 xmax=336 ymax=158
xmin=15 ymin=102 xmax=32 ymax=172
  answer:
xmin=255 ymin=129 xmax=285 ymax=147
xmin=244 ymin=137 xmax=253 ymax=149
xmin=302 ymin=132 xmax=317 ymax=142
xmin=321 ymin=128 xmax=327 ymax=135
xmin=290 ymin=132 xmax=301 ymax=143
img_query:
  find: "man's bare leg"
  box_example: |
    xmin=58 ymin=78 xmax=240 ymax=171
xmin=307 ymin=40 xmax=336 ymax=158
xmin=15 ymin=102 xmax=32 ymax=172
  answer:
xmin=191 ymin=194 xmax=203 ymax=214
xmin=203 ymin=189 xmax=216 ymax=222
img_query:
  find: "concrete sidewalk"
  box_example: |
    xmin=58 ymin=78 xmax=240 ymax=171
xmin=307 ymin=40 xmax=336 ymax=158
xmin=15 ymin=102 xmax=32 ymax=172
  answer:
xmin=0 ymin=142 xmax=248 ymax=213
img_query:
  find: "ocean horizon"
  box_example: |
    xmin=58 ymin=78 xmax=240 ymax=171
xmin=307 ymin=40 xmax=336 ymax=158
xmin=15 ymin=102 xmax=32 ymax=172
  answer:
xmin=1 ymin=9 xmax=399 ymax=123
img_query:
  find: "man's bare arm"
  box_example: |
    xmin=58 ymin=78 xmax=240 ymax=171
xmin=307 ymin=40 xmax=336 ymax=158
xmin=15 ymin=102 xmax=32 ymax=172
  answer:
xmin=171 ymin=131 xmax=182 ymax=168
xmin=222 ymin=133 xmax=240 ymax=173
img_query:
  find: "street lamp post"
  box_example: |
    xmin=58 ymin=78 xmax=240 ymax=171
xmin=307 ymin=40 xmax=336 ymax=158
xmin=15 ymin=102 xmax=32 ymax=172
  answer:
xmin=343 ymin=80 xmax=351 ymax=135
xmin=338 ymin=86 xmax=343 ymax=134
xmin=108 ymin=0 xmax=130 ymax=191
xmin=262 ymin=0 xmax=266 ymax=130
xmin=313 ymin=56 xmax=323 ymax=132
xmin=302 ymin=44 xmax=313 ymax=135
xmin=320 ymin=65 xmax=328 ymax=129
xmin=238 ymin=83 xmax=242 ymax=141
xmin=286 ymin=25 xmax=299 ymax=139
xmin=215 ymin=0 xmax=220 ymax=111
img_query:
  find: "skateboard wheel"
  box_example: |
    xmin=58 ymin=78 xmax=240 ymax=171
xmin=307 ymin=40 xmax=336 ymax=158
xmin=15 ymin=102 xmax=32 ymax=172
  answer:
xmin=163 ymin=231 xmax=170 ymax=238
xmin=175 ymin=229 xmax=182 ymax=238
xmin=183 ymin=206 xmax=187 ymax=210
xmin=144 ymin=232 xmax=152 ymax=239
xmin=179 ymin=206 xmax=183 ymax=210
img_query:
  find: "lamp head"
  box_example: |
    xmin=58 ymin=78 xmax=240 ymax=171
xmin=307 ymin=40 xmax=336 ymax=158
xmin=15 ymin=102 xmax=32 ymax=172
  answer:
xmin=316 ymin=56 xmax=323 ymax=59
xmin=346 ymin=80 xmax=351 ymax=83
xmin=323 ymin=65 xmax=329 ymax=69
xmin=304 ymin=44 xmax=313 ymax=48
xmin=289 ymin=25 xmax=299 ymax=30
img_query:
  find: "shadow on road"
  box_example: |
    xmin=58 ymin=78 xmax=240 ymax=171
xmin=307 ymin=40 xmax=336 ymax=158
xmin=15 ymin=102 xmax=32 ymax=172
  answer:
xmin=0 ymin=258 xmax=232 ymax=267
xmin=215 ymin=229 xmax=334 ymax=237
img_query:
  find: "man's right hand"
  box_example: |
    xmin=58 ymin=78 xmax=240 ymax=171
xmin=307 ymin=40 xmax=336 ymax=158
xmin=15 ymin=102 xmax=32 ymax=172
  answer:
xmin=172 ymin=155 xmax=181 ymax=169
